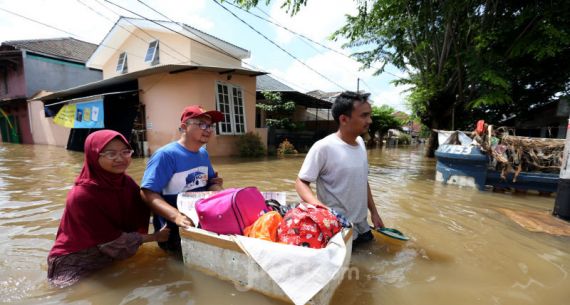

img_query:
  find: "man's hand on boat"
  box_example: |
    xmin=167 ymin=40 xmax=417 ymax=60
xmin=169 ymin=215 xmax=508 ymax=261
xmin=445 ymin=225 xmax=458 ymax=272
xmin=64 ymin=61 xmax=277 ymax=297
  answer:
xmin=175 ymin=212 xmax=195 ymax=228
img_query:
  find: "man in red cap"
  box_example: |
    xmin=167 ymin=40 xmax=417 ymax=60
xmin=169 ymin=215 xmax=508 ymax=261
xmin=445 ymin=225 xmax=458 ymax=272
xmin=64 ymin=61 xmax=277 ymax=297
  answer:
xmin=141 ymin=105 xmax=224 ymax=254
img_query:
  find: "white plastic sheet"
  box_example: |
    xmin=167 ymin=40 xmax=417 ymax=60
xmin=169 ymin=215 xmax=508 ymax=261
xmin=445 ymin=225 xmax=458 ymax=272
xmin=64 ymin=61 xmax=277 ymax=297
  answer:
xmin=234 ymin=233 xmax=347 ymax=305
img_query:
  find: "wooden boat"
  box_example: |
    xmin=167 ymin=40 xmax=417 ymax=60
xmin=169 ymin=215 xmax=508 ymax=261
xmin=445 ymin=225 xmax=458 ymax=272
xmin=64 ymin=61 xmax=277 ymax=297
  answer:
xmin=177 ymin=191 xmax=353 ymax=305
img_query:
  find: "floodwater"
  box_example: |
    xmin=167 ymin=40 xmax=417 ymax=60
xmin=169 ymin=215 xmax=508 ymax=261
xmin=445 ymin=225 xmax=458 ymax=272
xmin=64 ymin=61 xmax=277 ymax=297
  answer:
xmin=0 ymin=143 xmax=568 ymax=305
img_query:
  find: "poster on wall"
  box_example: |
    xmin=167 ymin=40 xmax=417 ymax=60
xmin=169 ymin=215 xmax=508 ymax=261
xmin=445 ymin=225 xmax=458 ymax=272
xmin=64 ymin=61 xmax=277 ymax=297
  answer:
xmin=54 ymin=99 xmax=104 ymax=129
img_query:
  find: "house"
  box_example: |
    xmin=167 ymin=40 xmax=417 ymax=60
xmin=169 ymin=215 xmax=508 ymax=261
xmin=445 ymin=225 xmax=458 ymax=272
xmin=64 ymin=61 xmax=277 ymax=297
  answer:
xmin=393 ymin=111 xmax=422 ymax=138
xmin=0 ymin=38 xmax=101 ymax=144
xmin=256 ymin=75 xmax=333 ymax=151
xmin=500 ymin=98 xmax=569 ymax=138
xmin=37 ymin=17 xmax=266 ymax=157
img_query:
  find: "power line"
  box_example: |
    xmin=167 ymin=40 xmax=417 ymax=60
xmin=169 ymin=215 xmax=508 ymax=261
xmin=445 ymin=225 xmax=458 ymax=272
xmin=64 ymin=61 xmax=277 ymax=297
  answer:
xmin=0 ymin=7 xmax=81 ymax=38
xmin=211 ymin=0 xmax=347 ymax=91
xmin=0 ymin=1 xmax=306 ymax=103
xmin=130 ymin=0 xmax=321 ymax=93
xmin=226 ymin=1 xmax=401 ymax=79
xmin=75 ymin=0 xmax=149 ymax=59
xmin=132 ymin=0 xmax=312 ymax=92
xmin=92 ymin=0 xmax=264 ymax=96
xmin=0 ymin=5 xmax=137 ymax=59
xmin=93 ymin=0 xmax=191 ymax=63
xmin=101 ymin=0 xmax=270 ymax=98
xmin=251 ymin=5 xmax=322 ymax=54
xmin=98 ymin=0 xmax=271 ymax=98
xmin=105 ymin=0 xmax=245 ymax=65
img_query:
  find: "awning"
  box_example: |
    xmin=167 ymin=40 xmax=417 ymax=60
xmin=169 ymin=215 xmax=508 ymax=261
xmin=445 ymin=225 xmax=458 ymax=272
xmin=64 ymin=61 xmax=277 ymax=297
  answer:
xmin=37 ymin=64 xmax=266 ymax=104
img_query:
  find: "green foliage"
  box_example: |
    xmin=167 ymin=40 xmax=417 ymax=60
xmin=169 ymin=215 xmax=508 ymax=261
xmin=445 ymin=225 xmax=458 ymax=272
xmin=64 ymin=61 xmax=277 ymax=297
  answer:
xmin=369 ymin=105 xmax=403 ymax=139
xmin=334 ymin=1 xmax=570 ymax=129
xmin=256 ymin=91 xmax=297 ymax=129
xmin=276 ymin=138 xmax=298 ymax=155
xmin=418 ymin=125 xmax=432 ymax=138
xmin=233 ymin=0 xmax=307 ymax=15
xmin=237 ymin=132 xmax=265 ymax=157
xmin=239 ymin=0 xmax=570 ymax=156
xmin=397 ymin=133 xmax=411 ymax=145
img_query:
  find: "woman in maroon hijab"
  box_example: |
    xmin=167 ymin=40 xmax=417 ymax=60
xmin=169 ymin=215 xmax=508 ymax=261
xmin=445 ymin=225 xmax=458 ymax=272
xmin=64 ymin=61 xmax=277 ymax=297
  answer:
xmin=48 ymin=130 xmax=169 ymax=288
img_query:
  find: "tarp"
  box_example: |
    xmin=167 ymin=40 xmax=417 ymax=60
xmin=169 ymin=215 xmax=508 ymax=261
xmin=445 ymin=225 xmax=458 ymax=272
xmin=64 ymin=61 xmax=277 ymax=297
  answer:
xmin=235 ymin=232 xmax=346 ymax=305
xmin=438 ymin=130 xmax=473 ymax=146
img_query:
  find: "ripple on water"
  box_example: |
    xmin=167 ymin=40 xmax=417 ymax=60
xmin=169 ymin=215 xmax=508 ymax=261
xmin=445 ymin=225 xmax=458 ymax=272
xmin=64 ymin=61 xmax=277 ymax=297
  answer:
xmin=118 ymin=281 xmax=194 ymax=305
xmin=1 ymin=144 xmax=569 ymax=305
xmin=0 ymin=275 xmax=40 ymax=303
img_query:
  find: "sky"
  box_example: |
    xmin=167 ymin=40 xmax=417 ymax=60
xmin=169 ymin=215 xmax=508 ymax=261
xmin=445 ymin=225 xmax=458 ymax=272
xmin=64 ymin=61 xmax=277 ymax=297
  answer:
xmin=0 ymin=0 xmax=410 ymax=112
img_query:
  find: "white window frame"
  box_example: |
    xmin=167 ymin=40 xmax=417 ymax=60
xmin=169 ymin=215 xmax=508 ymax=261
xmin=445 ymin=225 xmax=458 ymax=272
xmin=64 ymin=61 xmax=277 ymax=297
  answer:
xmin=215 ymin=81 xmax=247 ymax=135
xmin=144 ymin=40 xmax=159 ymax=65
xmin=116 ymin=52 xmax=128 ymax=73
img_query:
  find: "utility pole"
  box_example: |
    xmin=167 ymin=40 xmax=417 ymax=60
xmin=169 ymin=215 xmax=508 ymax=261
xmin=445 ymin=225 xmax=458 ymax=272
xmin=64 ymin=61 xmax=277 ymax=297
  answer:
xmin=554 ymin=118 xmax=570 ymax=220
xmin=357 ymin=78 xmax=360 ymax=93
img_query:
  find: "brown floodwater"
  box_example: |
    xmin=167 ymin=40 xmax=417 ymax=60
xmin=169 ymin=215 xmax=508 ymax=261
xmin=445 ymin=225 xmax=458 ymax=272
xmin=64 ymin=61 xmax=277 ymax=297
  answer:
xmin=0 ymin=143 xmax=568 ymax=305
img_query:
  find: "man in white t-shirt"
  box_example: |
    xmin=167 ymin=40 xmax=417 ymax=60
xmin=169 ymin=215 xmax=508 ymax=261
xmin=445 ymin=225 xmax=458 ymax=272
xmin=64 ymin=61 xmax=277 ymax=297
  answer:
xmin=296 ymin=91 xmax=384 ymax=245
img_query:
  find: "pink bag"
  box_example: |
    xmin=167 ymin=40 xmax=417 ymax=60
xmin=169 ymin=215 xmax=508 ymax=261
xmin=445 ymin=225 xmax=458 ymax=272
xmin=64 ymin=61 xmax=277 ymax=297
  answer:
xmin=195 ymin=187 xmax=268 ymax=235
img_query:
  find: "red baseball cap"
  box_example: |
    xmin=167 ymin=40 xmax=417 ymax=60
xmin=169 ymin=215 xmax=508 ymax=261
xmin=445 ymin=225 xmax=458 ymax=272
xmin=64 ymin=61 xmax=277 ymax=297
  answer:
xmin=180 ymin=105 xmax=224 ymax=123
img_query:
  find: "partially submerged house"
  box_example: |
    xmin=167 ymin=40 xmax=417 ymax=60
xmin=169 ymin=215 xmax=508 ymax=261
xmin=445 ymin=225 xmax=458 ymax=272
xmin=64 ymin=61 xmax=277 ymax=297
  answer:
xmin=0 ymin=38 xmax=101 ymax=144
xmin=393 ymin=111 xmax=422 ymax=139
xmin=37 ymin=17 xmax=265 ymax=156
xmin=256 ymin=75 xmax=333 ymax=151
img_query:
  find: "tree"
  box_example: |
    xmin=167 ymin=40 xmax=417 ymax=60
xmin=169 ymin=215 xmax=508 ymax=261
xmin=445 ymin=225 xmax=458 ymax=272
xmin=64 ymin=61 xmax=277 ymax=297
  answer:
xmin=256 ymin=91 xmax=296 ymax=129
xmin=369 ymin=105 xmax=403 ymax=147
xmin=236 ymin=0 xmax=570 ymax=157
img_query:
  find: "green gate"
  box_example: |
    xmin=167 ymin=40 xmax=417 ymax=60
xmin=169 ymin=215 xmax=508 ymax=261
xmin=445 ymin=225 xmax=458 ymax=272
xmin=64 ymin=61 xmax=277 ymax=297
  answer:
xmin=0 ymin=113 xmax=21 ymax=143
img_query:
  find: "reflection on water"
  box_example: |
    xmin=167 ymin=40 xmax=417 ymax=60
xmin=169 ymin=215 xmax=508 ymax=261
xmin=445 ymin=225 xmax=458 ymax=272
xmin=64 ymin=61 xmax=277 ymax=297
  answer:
xmin=0 ymin=143 xmax=568 ymax=304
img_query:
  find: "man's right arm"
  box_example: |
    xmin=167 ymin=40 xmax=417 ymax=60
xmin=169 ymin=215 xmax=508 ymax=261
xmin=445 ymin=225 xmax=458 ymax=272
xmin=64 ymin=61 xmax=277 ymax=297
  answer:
xmin=295 ymin=178 xmax=325 ymax=207
xmin=140 ymin=189 xmax=193 ymax=227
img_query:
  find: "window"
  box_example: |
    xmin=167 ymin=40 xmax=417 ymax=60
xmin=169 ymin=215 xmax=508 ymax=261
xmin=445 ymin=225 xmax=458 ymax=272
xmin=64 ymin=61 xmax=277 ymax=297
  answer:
xmin=216 ymin=82 xmax=246 ymax=135
xmin=116 ymin=52 xmax=128 ymax=73
xmin=144 ymin=40 xmax=159 ymax=65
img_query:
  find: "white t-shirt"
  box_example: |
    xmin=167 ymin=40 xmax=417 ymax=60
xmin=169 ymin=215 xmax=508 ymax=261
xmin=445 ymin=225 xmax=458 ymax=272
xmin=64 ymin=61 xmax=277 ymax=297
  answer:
xmin=298 ymin=133 xmax=370 ymax=235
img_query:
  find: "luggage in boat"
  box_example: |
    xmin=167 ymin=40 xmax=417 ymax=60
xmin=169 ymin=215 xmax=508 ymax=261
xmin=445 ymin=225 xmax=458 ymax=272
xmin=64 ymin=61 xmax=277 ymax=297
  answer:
xmin=277 ymin=204 xmax=341 ymax=249
xmin=243 ymin=211 xmax=282 ymax=242
xmin=195 ymin=187 xmax=268 ymax=235
xmin=177 ymin=191 xmax=353 ymax=305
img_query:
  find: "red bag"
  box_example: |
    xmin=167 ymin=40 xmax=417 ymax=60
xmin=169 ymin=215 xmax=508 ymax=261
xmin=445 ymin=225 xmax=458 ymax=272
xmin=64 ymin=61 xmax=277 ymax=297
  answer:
xmin=277 ymin=204 xmax=341 ymax=249
xmin=195 ymin=187 xmax=268 ymax=235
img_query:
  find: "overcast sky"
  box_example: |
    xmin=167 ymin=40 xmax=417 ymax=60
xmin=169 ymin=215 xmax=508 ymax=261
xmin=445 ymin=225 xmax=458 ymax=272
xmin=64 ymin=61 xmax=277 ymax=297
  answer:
xmin=0 ymin=0 xmax=410 ymax=112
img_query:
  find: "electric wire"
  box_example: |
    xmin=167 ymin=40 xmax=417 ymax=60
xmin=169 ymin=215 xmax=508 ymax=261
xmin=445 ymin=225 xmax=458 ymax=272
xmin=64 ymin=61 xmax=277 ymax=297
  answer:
xmin=211 ymin=0 xmax=347 ymax=91
xmin=227 ymin=1 xmax=402 ymax=79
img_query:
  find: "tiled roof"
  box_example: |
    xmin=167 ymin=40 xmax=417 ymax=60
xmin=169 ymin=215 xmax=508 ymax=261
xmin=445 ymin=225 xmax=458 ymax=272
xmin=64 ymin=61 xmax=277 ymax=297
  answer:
xmin=256 ymin=74 xmax=295 ymax=92
xmin=2 ymin=37 xmax=97 ymax=63
xmin=306 ymin=90 xmax=341 ymax=102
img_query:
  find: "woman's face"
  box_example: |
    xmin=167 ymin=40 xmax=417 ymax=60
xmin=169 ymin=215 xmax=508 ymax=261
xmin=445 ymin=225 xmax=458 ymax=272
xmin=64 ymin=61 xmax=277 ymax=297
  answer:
xmin=98 ymin=138 xmax=132 ymax=174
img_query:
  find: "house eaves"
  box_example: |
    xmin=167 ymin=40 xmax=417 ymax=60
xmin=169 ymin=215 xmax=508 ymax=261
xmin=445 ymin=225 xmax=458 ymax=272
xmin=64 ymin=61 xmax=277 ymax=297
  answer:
xmin=256 ymin=74 xmax=295 ymax=92
xmin=87 ymin=17 xmax=250 ymax=69
xmin=256 ymin=75 xmax=331 ymax=109
xmin=36 ymin=64 xmax=266 ymax=103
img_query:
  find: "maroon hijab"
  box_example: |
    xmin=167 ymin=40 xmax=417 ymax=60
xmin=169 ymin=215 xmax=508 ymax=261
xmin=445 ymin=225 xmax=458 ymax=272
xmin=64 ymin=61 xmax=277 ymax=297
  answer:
xmin=49 ymin=130 xmax=150 ymax=257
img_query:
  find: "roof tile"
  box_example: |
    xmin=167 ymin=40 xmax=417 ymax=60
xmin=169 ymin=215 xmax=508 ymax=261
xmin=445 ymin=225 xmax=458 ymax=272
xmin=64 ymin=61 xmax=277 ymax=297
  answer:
xmin=1 ymin=37 xmax=97 ymax=63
